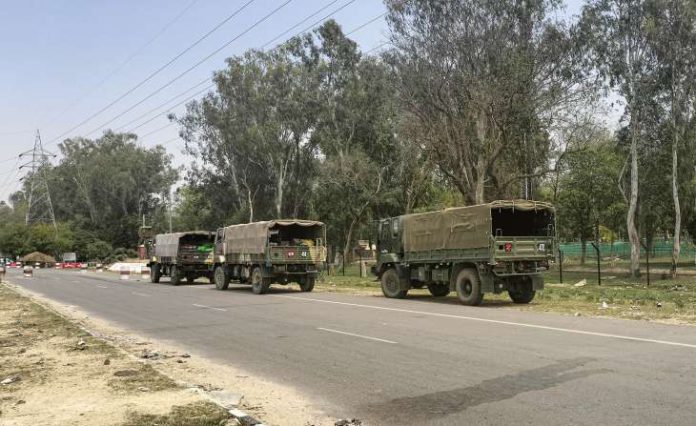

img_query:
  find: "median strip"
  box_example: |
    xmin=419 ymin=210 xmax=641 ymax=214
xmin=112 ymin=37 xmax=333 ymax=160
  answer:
xmin=193 ymin=303 xmax=227 ymax=312
xmin=317 ymin=327 xmax=398 ymax=344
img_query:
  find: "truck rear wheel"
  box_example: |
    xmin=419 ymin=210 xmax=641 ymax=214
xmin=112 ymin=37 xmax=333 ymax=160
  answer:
xmin=214 ymin=266 xmax=229 ymax=290
xmin=150 ymin=264 xmax=161 ymax=284
xmin=170 ymin=266 xmax=181 ymax=286
xmin=251 ymin=266 xmax=271 ymax=294
xmin=381 ymin=268 xmax=408 ymax=299
xmin=186 ymin=274 xmax=195 ymax=284
xmin=427 ymin=282 xmax=450 ymax=297
xmin=299 ymin=276 xmax=315 ymax=292
xmin=454 ymin=268 xmax=483 ymax=306
xmin=508 ymin=277 xmax=536 ymax=304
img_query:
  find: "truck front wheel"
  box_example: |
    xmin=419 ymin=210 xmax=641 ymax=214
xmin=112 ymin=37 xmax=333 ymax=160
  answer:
xmin=170 ymin=266 xmax=181 ymax=286
xmin=454 ymin=268 xmax=483 ymax=306
xmin=214 ymin=266 xmax=229 ymax=290
xmin=381 ymin=268 xmax=408 ymax=299
xmin=150 ymin=264 xmax=161 ymax=284
xmin=251 ymin=266 xmax=271 ymax=295
xmin=508 ymin=277 xmax=536 ymax=304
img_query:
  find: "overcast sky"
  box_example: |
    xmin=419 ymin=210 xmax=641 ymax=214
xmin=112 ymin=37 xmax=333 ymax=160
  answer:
xmin=0 ymin=0 xmax=586 ymax=203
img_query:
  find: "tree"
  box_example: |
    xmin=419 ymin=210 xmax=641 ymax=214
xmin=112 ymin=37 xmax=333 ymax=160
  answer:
xmin=645 ymin=0 xmax=696 ymax=276
xmin=556 ymin=140 xmax=626 ymax=264
xmin=43 ymin=132 xmax=177 ymax=248
xmin=580 ymin=0 xmax=658 ymax=277
xmin=385 ymin=0 xmax=580 ymax=204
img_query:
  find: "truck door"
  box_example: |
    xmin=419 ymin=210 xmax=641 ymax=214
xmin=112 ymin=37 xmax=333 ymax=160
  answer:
xmin=215 ymin=228 xmax=224 ymax=258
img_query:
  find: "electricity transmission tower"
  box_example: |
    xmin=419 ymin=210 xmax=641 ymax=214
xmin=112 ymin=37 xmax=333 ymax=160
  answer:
xmin=19 ymin=130 xmax=57 ymax=229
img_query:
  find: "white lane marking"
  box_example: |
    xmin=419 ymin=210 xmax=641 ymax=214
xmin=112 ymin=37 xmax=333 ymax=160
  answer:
xmin=192 ymin=303 xmax=227 ymax=312
xmin=131 ymin=292 xmax=151 ymax=297
xmin=317 ymin=327 xmax=397 ymax=344
xmin=276 ymin=295 xmax=696 ymax=350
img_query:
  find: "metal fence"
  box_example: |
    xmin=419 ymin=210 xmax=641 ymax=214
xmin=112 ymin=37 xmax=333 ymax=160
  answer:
xmin=559 ymin=240 xmax=696 ymax=260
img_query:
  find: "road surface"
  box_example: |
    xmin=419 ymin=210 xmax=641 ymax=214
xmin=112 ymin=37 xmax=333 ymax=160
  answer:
xmin=6 ymin=268 xmax=696 ymax=425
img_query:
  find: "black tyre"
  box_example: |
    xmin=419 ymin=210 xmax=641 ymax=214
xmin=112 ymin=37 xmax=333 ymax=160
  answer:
xmin=427 ymin=282 xmax=450 ymax=297
xmin=454 ymin=268 xmax=483 ymax=306
xmin=214 ymin=266 xmax=229 ymax=290
xmin=381 ymin=268 xmax=408 ymax=299
xmin=186 ymin=274 xmax=195 ymax=284
xmin=299 ymin=276 xmax=315 ymax=292
xmin=508 ymin=277 xmax=536 ymax=304
xmin=251 ymin=266 xmax=271 ymax=294
xmin=150 ymin=264 xmax=161 ymax=284
xmin=170 ymin=265 xmax=181 ymax=286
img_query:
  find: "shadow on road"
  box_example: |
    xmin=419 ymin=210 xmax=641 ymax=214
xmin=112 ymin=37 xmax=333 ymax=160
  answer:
xmin=362 ymin=357 xmax=608 ymax=425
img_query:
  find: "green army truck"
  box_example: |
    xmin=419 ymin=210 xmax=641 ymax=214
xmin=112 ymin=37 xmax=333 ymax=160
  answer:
xmin=148 ymin=231 xmax=215 ymax=285
xmin=212 ymin=220 xmax=327 ymax=294
xmin=372 ymin=200 xmax=556 ymax=306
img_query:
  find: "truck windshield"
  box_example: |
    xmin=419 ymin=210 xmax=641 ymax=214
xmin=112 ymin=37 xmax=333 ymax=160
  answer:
xmin=491 ymin=208 xmax=554 ymax=237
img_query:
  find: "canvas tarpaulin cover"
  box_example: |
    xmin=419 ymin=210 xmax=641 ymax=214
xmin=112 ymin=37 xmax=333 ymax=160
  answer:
xmin=222 ymin=220 xmax=324 ymax=256
xmin=154 ymin=231 xmax=212 ymax=258
xmin=402 ymin=200 xmax=554 ymax=252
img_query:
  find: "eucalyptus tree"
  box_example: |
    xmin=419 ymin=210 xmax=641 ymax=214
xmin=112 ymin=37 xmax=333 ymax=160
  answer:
xmin=645 ymin=0 xmax=696 ymax=276
xmin=384 ymin=0 xmax=581 ymax=204
xmin=580 ymin=0 xmax=657 ymax=277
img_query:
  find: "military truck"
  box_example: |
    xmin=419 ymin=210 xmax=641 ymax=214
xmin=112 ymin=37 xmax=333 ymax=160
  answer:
xmin=212 ymin=220 xmax=326 ymax=294
xmin=148 ymin=231 xmax=215 ymax=285
xmin=372 ymin=200 xmax=555 ymax=306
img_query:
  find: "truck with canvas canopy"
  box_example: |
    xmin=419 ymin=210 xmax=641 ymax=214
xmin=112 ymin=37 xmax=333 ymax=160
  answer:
xmin=212 ymin=220 xmax=327 ymax=294
xmin=372 ymin=200 xmax=556 ymax=305
xmin=147 ymin=231 xmax=215 ymax=285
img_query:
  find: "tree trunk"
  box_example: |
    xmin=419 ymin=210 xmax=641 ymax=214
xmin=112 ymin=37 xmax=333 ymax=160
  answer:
xmin=671 ymin=131 xmax=681 ymax=278
xmin=580 ymin=238 xmax=586 ymax=266
xmin=343 ymin=219 xmax=357 ymax=266
xmin=275 ymin=165 xmax=284 ymax=219
xmin=247 ymin=187 xmax=254 ymax=223
xmin=474 ymin=159 xmax=486 ymax=204
xmin=627 ymin=133 xmax=640 ymax=278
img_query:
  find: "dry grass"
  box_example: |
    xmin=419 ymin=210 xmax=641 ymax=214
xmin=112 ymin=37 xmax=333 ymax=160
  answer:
xmin=0 ymin=284 xmax=228 ymax=425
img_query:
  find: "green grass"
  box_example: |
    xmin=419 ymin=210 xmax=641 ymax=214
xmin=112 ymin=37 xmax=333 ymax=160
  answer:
xmin=319 ymin=265 xmax=696 ymax=323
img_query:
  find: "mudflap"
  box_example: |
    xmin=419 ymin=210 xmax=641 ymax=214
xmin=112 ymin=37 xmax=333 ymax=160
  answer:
xmin=395 ymin=264 xmax=412 ymax=290
xmin=531 ymin=275 xmax=544 ymax=291
xmin=478 ymin=269 xmax=495 ymax=293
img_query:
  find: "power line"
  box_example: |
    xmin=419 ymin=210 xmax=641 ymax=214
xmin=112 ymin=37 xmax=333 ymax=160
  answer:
xmin=47 ymin=0 xmax=258 ymax=145
xmin=346 ymin=12 xmax=386 ymax=36
xmin=82 ymin=0 xmax=294 ymax=138
xmin=140 ymin=123 xmax=175 ymax=139
xmin=115 ymin=78 xmax=212 ymax=132
xmin=38 ymin=0 xmax=203 ymax=129
xmin=261 ymin=0 xmax=342 ymax=48
xmin=94 ymin=0 xmax=364 ymax=139
xmin=365 ymin=41 xmax=389 ymax=55
xmin=294 ymin=0 xmax=357 ymax=36
xmin=126 ymin=84 xmax=215 ymax=133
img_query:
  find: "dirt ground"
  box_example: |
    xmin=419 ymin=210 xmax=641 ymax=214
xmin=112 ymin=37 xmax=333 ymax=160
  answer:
xmin=1 ymin=282 xmax=337 ymax=426
xmin=0 ymin=284 xmax=233 ymax=426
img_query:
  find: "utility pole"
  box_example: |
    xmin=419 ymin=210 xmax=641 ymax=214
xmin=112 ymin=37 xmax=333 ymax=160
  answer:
xmin=19 ymin=130 xmax=57 ymax=230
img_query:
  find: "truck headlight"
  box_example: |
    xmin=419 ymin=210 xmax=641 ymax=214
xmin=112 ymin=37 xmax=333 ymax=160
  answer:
xmin=219 ymin=255 xmax=226 ymax=263
xmin=538 ymin=243 xmax=545 ymax=252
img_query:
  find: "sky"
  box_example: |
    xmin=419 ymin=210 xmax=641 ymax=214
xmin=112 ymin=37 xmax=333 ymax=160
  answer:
xmin=0 ymin=0 xmax=586 ymax=203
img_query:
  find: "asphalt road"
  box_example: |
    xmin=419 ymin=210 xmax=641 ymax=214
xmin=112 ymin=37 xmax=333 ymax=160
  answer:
xmin=6 ymin=268 xmax=696 ymax=425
